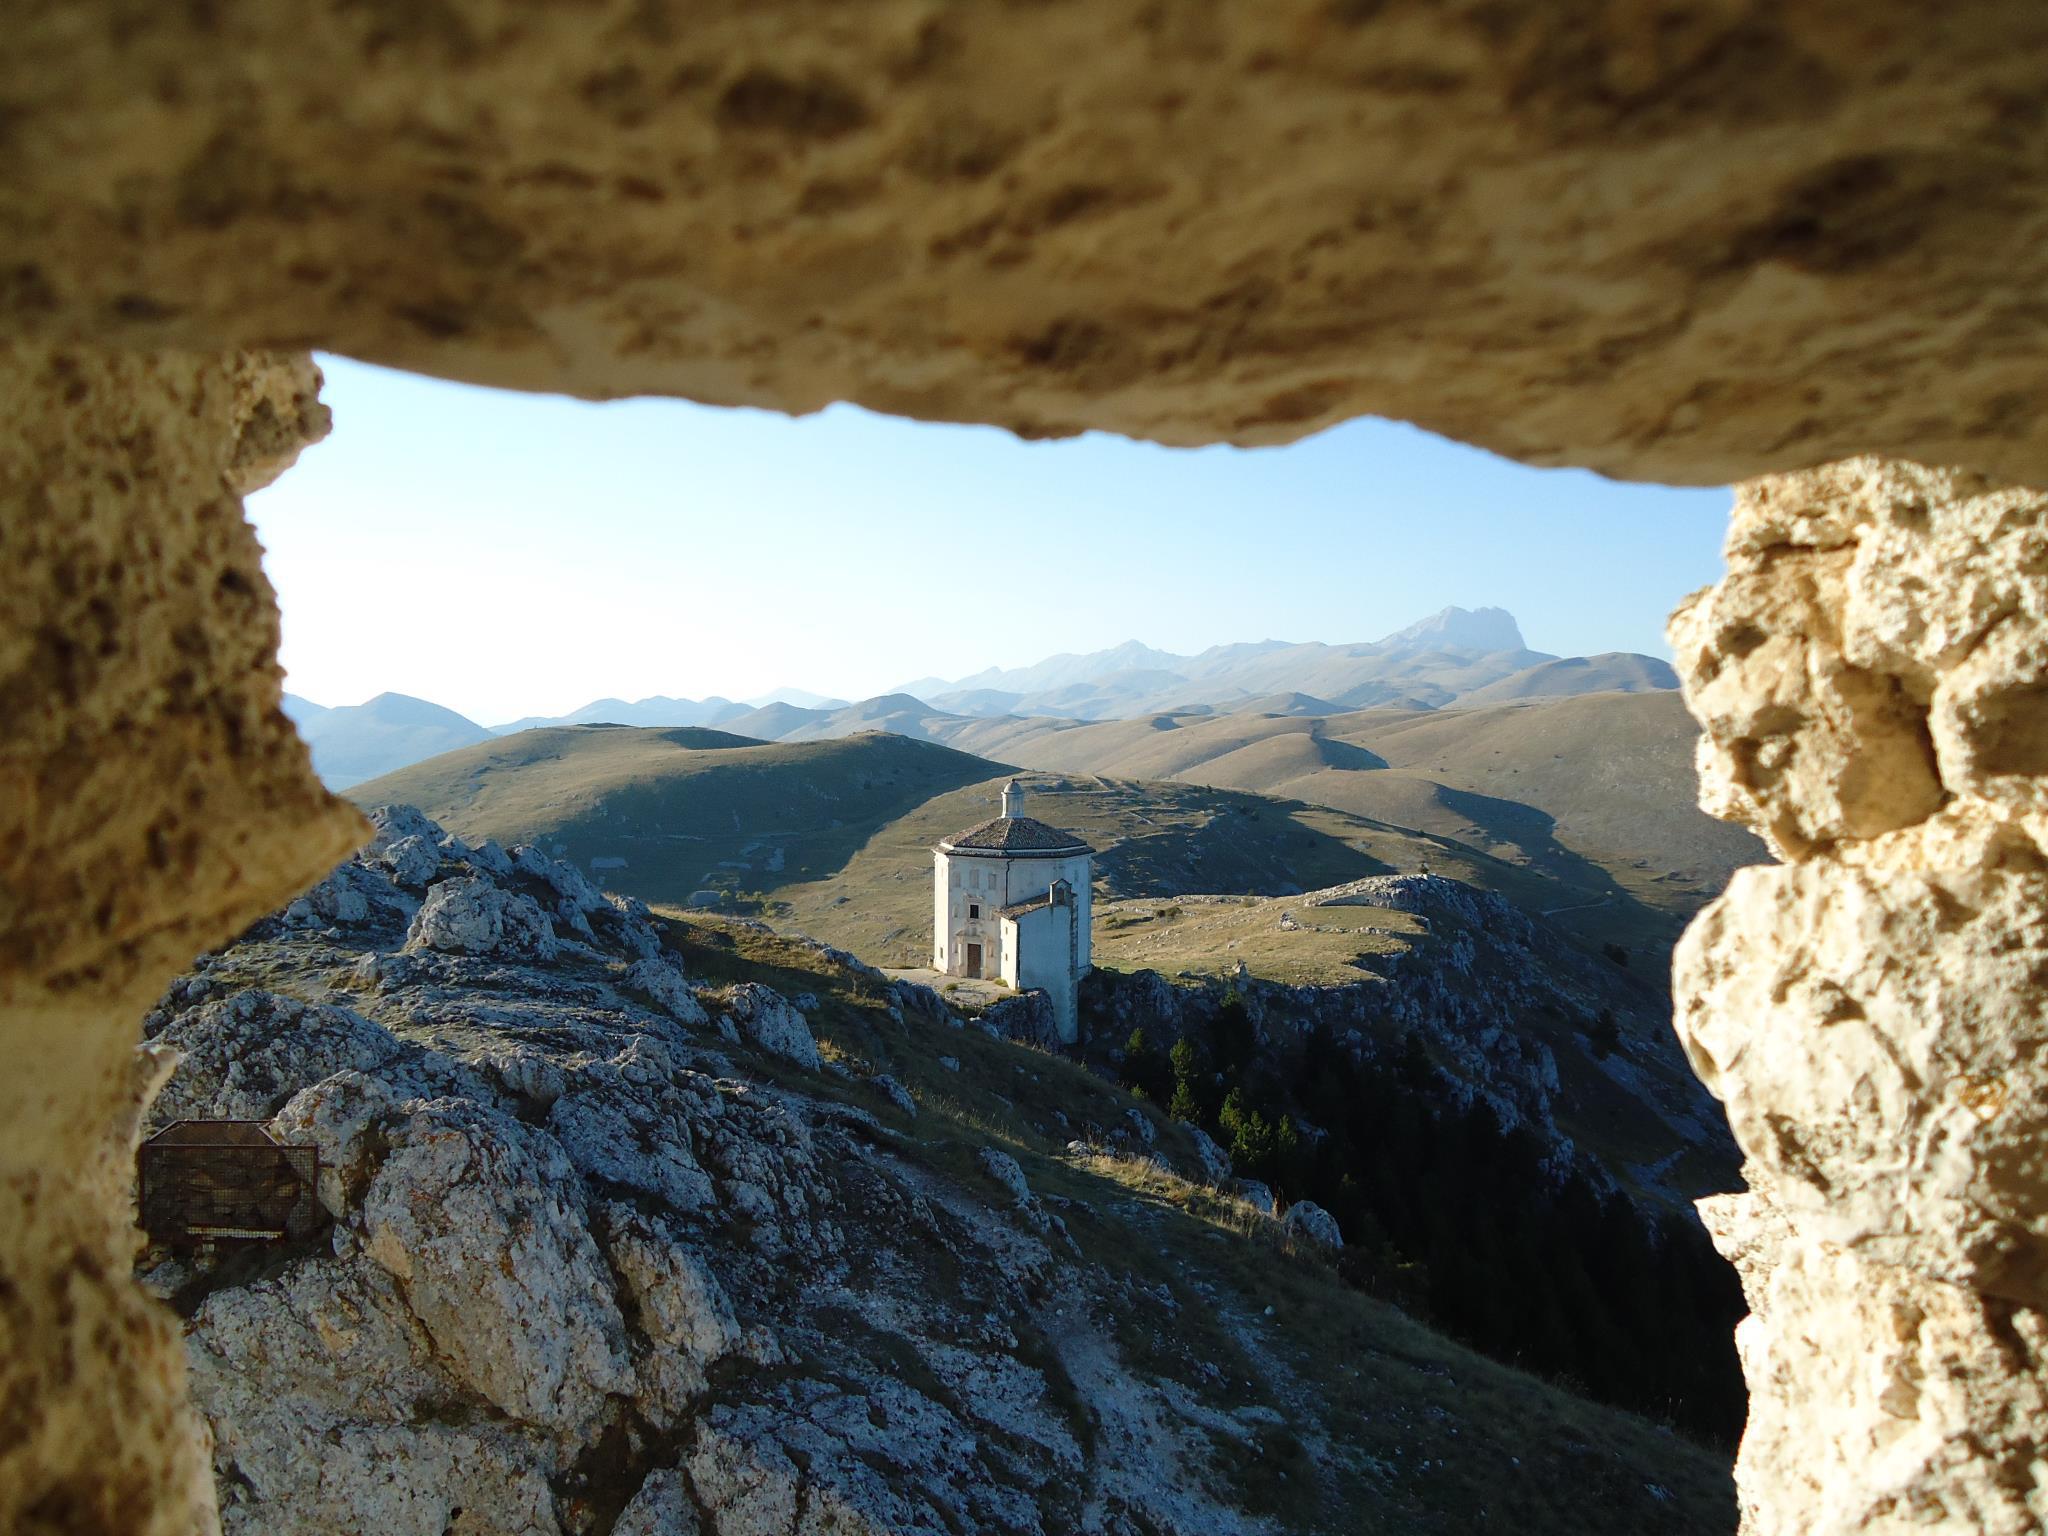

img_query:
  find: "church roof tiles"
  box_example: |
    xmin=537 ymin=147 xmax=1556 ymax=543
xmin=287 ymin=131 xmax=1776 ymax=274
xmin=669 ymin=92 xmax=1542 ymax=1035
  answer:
xmin=940 ymin=815 xmax=1093 ymax=855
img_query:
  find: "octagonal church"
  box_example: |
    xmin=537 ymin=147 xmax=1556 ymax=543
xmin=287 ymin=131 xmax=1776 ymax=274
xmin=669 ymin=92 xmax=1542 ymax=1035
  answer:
xmin=933 ymin=780 xmax=1093 ymax=1043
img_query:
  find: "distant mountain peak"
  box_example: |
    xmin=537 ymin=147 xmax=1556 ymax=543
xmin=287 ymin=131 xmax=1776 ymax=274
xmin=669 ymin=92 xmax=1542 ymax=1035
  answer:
xmin=1375 ymin=605 xmax=1526 ymax=655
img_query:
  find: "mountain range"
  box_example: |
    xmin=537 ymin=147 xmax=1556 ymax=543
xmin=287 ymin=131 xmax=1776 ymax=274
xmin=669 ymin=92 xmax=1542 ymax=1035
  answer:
xmin=286 ymin=607 xmax=1680 ymax=788
xmin=282 ymin=692 xmax=495 ymax=789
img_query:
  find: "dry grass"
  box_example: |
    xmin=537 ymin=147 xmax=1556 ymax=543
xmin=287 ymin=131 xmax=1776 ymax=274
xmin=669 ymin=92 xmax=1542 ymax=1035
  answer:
xmin=1092 ymin=893 xmax=1422 ymax=987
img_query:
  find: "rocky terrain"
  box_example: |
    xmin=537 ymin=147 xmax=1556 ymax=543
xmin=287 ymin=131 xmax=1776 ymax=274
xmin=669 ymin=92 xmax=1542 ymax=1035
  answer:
xmin=135 ymin=808 xmax=1738 ymax=1535
xmin=1083 ymin=873 xmax=1738 ymax=1214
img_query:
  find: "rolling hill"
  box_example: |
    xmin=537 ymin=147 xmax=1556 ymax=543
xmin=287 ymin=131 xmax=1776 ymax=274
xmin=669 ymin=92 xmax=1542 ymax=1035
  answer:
xmin=922 ymin=691 xmax=1768 ymax=954
xmin=1459 ymin=652 xmax=1679 ymax=705
xmin=347 ymin=716 xmax=1675 ymax=964
xmin=346 ymin=726 xmax=1003 ymax=906
xmin=489 ymin=694 xmax=749 ymax=734
xmin=767 ymin=768 xmax=1676 ymax=967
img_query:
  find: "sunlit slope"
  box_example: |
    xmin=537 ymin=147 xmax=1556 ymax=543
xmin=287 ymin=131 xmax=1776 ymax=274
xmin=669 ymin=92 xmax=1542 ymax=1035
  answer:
xmin=772 ymin=770 xmax=1603 ymax=969
xmin=931 ymin=692 xmax=1764 ymax=942
xmin=1330 ymin=691 xmax=1764 ymax=896
xmin=348 ymin=725 xmax=1006 ymax=905
xmin=1458 ymin=652 xmax=1679 ymax=705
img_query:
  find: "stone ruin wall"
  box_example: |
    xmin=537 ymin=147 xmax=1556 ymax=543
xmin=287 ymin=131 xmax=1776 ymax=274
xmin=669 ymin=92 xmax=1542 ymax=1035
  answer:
xmin=3 ymin=3 xmax=2047 ymax=1532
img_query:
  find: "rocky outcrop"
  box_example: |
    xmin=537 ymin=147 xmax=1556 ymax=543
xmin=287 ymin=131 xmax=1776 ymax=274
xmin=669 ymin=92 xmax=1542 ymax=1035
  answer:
xmin=1084 ymin=875 xmax=1736 ymax=1212
xmin=1282 ymin=1202 xmax=1345 ymax=1252
xmin=1670 ymin=460 xmax=2048 ymax=1536
xmin=408 ymin=876 xmax=560 ymax=962
xmin=0 ymin=343 xmax=363 ymax=1536
xmin=719 ymin=982 xmax=820 ymax=1070
xmin=127 ymin=810 xmax=1734 ymax=1536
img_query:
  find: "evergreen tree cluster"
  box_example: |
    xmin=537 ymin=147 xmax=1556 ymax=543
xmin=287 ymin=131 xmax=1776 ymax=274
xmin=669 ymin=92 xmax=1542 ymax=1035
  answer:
xmin=1119 ymin=997 xmax=1747 ymax=1446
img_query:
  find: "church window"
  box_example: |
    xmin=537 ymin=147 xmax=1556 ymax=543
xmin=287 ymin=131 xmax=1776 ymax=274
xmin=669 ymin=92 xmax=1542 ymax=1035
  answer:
xmin=969 ymin=903 xmax=980 ymax=919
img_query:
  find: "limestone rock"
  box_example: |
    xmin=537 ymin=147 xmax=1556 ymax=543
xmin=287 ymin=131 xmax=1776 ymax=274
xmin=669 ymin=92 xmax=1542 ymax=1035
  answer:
xmin=1235 ymin=1180 xmax=1278 ymax=1216
xmin=512 ymin=843 xmax=607 ymax=937
xmin=720 ymin=983 xmax=820 ymax=1070
xmin=1674 ymin=460 xmax=2048 ymax=1536
xmin=145 ymin=991 xmax=402 ymax=1125
xmin=625 ymin=956 xmax=710 ymax=1027
xmin=187 ymin=1259 xmax=565 ymax=1536
xmin=976 ymin=1146 xmax=1032 ymax=1206
xmin=1186 ymin=1125 xmax=1233 ymax=1186
xmin=359 ymin=1098 xmax=633 ymax=1436
xmin=367 ymin=804 xmax=442 ymax=852
xmin=1283 ymin=1200 xmax=1345 ymax=1251
xmin=406 ymin=877 xmax=559 ymax=962
xmin=600 ymin=1204 xmax=745 ymax=1423
xmin=270 ymin=1060 xmax=476 ymax=1219
xmin=613 ymin=1469 xmax=702 ymax=1536
xmin=1670 ymin=460 xmax=2048 ymax=858
xmin=1678 ymin=854 xmax=2048 ymax=1303
xmin=1703 ymin=1185 xmax=2048 ymax=1536
xmin=0 ymin=339 xmax=360 ymax=1536
xmin=380 ymin=834 xmax=442 ymax=890
xmin=871 ymin=1072 xmax=917 ymax=1118
xmin=546 ymin=1059 xmax=718 ymax=1214
xmin=9 ymin=8 xmax=2048 ymax=486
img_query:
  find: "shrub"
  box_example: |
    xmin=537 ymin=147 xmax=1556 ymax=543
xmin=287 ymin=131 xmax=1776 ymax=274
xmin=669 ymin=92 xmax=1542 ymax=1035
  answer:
xmin=1118 ymin=1027 xmax=1173 ymax=1104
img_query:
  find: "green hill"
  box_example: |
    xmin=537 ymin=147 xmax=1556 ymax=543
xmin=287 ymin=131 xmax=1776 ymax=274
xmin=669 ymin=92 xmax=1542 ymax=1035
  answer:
xmin=768 ymin=769 xmax=1641 ymax=969
xmin=924 ymin=691 xmax=1765 ymax=957
xmin=347 ymin=725 xmax=1005 ymax=906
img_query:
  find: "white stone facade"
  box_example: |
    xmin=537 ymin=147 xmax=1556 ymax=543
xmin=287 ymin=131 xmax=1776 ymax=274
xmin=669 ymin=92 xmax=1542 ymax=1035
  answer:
xmin=931 ymin=782 xmax=1092 ymax=1043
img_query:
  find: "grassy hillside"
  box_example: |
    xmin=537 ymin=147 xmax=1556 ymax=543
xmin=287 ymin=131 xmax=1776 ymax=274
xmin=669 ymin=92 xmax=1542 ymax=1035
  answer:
xmin=1458 ymin=652 xmax=1678 ymax=705
xmin=771 ymin=770 xmax=1638 ymax=969
xmin=1331 ymin=691 xmax=1764 ymax=908
xmin=348 ymin=725 xmax=1005 ymax=907
xmin=921 ymin=692 xmax=1765 ymax=957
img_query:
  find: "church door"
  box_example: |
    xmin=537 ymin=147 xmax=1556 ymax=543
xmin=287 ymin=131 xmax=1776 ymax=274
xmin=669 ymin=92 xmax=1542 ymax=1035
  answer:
xmin=965 ymin=942 xmax=983 ymax=979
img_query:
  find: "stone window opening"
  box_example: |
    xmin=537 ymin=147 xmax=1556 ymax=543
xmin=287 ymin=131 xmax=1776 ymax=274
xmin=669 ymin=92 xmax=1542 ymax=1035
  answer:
xmin=4 ymin=15 xmax=2045 ymax=1534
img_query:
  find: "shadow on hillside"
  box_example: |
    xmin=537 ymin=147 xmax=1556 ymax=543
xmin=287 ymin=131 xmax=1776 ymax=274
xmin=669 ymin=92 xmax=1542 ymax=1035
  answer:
xmin=558 ymin=750 xmax=1003 ymax=908
xmin=1314 ymin=736 xmax=1391 ymax=772
xmin=1429 ymin=783 xmax=1668 ymax=929
xmin=1096 ymin=797 xmax=1393 ymax=898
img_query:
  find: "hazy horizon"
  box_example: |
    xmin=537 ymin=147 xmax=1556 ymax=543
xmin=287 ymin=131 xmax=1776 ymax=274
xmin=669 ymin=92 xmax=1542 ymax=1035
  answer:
xmin=251 ymin=357 xmax=1732 ymax=723
xmin=284 ymin=605 xmax=1609 ymax=726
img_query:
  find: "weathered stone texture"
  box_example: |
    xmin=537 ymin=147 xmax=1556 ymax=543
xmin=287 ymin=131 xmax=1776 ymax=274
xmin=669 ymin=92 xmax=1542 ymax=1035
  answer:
xmin=5 ymin=3 xmax=2048 ymax=485
xmin=1674 ymin=460 xmax=2048 ymax=1535
xmin=0 ymin=7 xmax=2045 ymax=1533
xmin=0 ymin=344 xmax=361 ymax=1536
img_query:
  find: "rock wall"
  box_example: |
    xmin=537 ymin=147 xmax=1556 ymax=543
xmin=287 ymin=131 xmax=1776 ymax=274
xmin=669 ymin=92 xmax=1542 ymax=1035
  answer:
xmin=1670 ymin=459 xmax=2048 ymax=1535
xmin=0 ymin=344 xmax=363 ymax=1534
xmin=5 ymin=2 xmax=2048 ymax=485
xmin=0 ymin=7 xmax=2044 ymax=1533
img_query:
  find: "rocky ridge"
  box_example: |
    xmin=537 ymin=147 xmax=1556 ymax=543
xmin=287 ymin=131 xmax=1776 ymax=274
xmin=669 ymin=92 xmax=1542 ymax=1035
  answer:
xmin=133 ymin=808 xmax=1738 ymax=1535
xmin=1083 ymin=874 xmax=1736 ymax=1213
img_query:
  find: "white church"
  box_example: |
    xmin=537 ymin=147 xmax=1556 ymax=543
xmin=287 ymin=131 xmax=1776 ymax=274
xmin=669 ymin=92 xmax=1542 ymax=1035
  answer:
xmin=932 ymin=779 xmax=1093 ymax=1043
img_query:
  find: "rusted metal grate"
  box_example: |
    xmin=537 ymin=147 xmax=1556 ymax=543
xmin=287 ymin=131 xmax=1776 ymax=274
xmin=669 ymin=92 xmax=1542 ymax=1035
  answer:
xmin=138 ymin=1120 xmax=322 ymax=1246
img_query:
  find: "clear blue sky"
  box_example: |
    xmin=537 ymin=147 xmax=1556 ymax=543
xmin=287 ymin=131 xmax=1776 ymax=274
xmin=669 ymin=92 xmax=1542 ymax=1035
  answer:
xmin=249 ymin=356 xmax=1732 ymax=726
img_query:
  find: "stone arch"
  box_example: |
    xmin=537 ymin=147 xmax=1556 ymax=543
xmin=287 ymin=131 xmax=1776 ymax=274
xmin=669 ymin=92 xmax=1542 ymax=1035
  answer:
xmin=4 ymin=5 xmax=2048 ymax=1532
